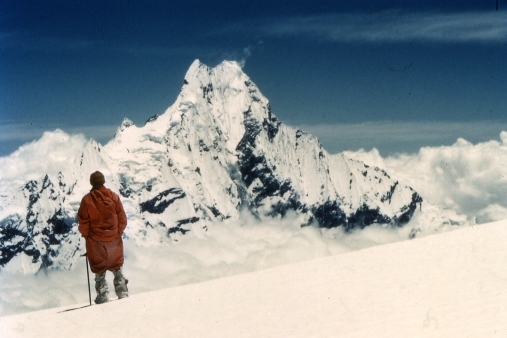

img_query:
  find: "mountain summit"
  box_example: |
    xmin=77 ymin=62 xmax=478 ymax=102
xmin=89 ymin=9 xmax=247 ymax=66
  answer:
xmin=0 ymin=60 xmax=422 ymax=272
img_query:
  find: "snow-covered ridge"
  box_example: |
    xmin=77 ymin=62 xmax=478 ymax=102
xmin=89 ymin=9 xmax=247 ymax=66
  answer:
xmin=0 ymin=59 xmax=453 ymax=273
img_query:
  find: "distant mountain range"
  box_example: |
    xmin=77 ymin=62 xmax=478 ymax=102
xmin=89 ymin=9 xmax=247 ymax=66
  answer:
xmin=0 ymin=60 xmax=427 ymax=272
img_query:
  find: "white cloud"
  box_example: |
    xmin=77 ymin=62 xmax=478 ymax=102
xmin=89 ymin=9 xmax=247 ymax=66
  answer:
xmin=259 ymin=11 xmax=507 ymax=43
xmin=0 ymin=123 xmax=117 ymax=156
xmin=344 ymin=131 xmax=507 ymax=223
xmin=0 ymin=31 xmax=203 ymax=57
xmin=0 ymin=130 xmax=87 ymax=184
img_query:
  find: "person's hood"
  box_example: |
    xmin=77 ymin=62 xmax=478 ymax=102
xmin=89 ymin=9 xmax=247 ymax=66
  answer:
xmin=90 ymin=186 xmax=114 ymax=208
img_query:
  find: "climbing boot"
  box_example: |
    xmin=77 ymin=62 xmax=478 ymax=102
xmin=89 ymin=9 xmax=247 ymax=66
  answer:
xmin=94 ymin=273 xmax=109 ymax=304
xmin=113 ymin=268 xmax=129 ymax=299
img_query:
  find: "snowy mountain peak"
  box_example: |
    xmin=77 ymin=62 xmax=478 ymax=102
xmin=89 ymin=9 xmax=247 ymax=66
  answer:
xmin=0 ymin=60 xmax=432 ymax=273
xmin=184 ymin=59 xmax=245 ymax=85
xmin=105 ymin=60 xmax=421 ymax=228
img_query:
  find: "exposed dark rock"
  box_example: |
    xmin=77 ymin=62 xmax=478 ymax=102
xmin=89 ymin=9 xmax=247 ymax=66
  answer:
xmin=311 ymin=200 xmax=347 ymax=229
xmin=381 ymin=182 xmax=399 ymax=204
xmin=347 ymin=204 xmax=391 ymax=230
xmin=168 ymin=217 xmax=199 ymax=236
xmin=140 ymin=188 xmax=186 ymax=214
xmin=46 ymin=209 xmax=73 ymax=237
xmin=0 ymin=217 xmax=25 ymax=267
xmin=395 ymin=192 xmax=423 ymax=226
xmin=267 ymin=197 xmax=306 ymax=218
xmin=208 ymin=205 xmax=227 ymax=219
xmin=176 ymin=217 xmax=200 ymax=226
xmin=168 ymin=226 xmax=191 ymax=236
xmin=146 ymin=114 xmax=160 ymax=124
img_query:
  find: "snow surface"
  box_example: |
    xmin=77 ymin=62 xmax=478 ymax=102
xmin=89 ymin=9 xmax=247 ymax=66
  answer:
xmin=3 ymin=219 xmax=507 ymax=337
xmin=1 ymin=210 xmax=455 ymax=317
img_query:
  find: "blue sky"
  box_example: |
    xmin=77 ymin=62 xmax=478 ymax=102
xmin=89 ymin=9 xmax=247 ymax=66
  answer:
xmin=1 ymin=0 xmax=506 ymax=156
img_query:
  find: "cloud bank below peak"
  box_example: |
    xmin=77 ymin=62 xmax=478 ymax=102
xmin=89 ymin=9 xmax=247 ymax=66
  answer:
xmin=344 ymin=131 xmax=507 ymax=223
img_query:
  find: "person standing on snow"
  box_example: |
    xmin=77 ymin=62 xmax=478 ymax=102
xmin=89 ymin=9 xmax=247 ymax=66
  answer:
xmin=78 ymin=171 xmax=129 ymax=304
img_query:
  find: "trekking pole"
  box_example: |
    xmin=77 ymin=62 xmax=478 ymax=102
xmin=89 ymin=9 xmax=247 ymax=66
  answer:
xmin=82 ymin=252 xmax=92 ymax=306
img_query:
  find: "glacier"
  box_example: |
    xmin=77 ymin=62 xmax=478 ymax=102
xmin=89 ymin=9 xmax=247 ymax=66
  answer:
xmin=0 ymin=59 xmax=427 ymax=273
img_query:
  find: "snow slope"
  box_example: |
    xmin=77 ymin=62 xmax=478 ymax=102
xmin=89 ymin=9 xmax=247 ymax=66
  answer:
xmin=3 ymin=219 xmax=506 ymax=337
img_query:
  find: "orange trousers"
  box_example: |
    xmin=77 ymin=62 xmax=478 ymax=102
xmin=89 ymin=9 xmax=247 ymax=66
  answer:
xmin=86 ymin=237 xmax=124 ymax=274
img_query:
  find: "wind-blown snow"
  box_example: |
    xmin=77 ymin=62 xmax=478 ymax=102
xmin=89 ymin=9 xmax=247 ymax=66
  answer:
xmin=3 ymin=219 xmax=507 ymax=337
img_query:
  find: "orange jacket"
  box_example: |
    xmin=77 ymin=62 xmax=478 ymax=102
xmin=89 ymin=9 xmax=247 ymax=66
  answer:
xmin=78 ymin=186 xmax=127 ymax=242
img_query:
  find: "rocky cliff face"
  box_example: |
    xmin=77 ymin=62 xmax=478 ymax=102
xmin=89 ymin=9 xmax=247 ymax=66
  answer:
xmin=0 ymin=60 xmax=422 ymax=272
